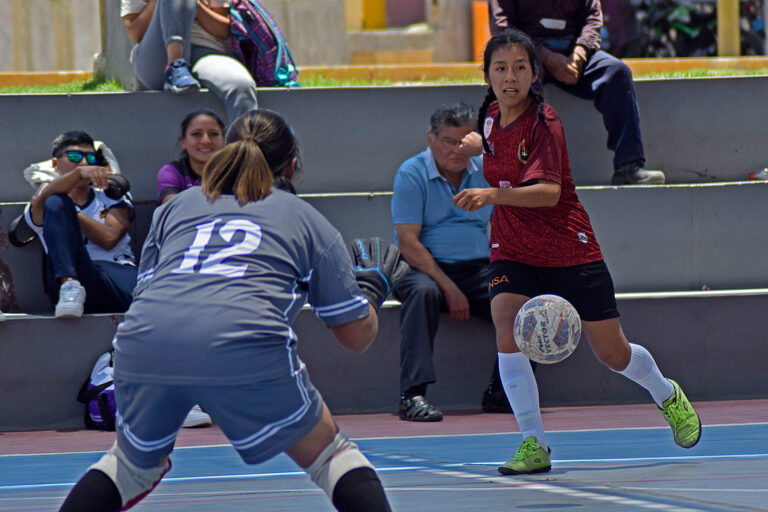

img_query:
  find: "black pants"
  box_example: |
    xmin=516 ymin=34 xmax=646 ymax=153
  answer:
xmin=393 ymin=258 xmax=492 ymax=393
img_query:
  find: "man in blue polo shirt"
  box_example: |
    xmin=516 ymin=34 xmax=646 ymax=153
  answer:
xmin=391 ymin=102 xmax=511 ymax=422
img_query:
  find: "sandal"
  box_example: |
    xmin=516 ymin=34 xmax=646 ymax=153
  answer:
xmin=399 ymin=395 xmax=443 ymax=422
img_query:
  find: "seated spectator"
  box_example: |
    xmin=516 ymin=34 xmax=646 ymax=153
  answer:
xmin=121 ymin=0 xmax=258 ymax=122
xmin=391 ymin=102 xmax=519 ymax=422
xmin=158 ymin=108 xmax=225 ymax=203
xmin=24 ymin=131 xmax=137 ymax=318
xmin=487 ymin=0 xmax=665 ymax=185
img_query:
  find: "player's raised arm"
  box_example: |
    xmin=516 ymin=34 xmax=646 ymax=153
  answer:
xmin=330 ymin=238 xmax=409 ymax=353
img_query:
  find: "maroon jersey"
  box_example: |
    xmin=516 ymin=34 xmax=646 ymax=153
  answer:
xmin=482 ymin=100 xmax=602 ymax=266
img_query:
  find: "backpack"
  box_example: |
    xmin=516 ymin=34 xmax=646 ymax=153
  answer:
xmin=77 ymin=350 xmax=117 ymax=431
xmin=228 ymin=0 xmax=299 ymax=86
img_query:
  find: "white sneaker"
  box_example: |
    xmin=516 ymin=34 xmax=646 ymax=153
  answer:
xmin=182 ymin=405 xmax=213 ymax=428
xmin=55 ymin=279 xmax=86 ymax=318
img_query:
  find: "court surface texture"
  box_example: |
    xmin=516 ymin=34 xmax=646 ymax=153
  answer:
xmin=1 ymin=399 xmax=766 ymax=512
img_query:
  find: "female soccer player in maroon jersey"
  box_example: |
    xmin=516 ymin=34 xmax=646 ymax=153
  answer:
xmin=454 ymin=29 xmax=701 ymax=475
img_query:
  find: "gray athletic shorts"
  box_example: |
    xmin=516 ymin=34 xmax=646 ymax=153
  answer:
xmin=114 ymin=366 xmax=324 ymax=469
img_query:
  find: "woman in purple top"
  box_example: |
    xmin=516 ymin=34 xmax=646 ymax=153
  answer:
xmin=157 ymin=108 xmax=225 ymax=203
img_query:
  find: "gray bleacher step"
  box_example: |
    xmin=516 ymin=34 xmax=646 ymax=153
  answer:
xmin=301 ymin=180 xmax=768 ymax=293
xmin=2 ymin=77 xmax=768 ymax=203
xmin=1 ymin=289 xmax=767 ymax=431
xmin=3 ymin=180 xmax=767 ymax=313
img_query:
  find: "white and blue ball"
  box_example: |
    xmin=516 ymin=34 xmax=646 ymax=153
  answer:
xmin=513 ymin=294 xmax=581 ymax=364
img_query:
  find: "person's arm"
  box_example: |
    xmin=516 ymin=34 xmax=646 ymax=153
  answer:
xmin=329 ymin=307 xmax=379 ymax=354
xmin=195 ymin=0 xmax=231 ymax=39
xmin=123 ymin=0 xmax=156 ymax=44
xmin=27 ymin=166 xmax=111 ymax=226
xmin=396 ymin=224 xmax=471 ymax=320
xmin=453 ymin=180 xmax=561 ymax=211
xmin=574 ymin=0 xmax=604 ymax=54
xmin=78 ymin=206 xmax=132 ymax=251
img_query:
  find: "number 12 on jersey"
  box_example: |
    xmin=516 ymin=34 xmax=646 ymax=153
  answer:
xmin=172 ymin=218 xmax=263 ymax=278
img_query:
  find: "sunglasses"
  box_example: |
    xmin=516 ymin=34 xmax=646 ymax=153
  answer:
xmin=64 ymin=150 xmax=99 ymax=165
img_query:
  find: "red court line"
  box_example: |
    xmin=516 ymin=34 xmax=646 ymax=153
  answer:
xmin=1 ymin=399 xmax=764 ymax=456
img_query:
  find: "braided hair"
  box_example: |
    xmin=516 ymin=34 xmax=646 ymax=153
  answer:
xmin=478 ymin=28 xmax=550 ymax=155
xmin=202 ymin=109 xmax=301 ymax=204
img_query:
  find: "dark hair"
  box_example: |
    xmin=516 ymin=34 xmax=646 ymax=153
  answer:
xmin=202 ymin=109 xmax=300 ymax=204
xmin=178 ymin=108 xmax=226 ymax=158
xmin=428 ymin=102 xmax=477 ymax=135
xmin=51 ymin=130 xmax=95 ymax=158
xmin=478 ymin=28 xmax=550 ymax=155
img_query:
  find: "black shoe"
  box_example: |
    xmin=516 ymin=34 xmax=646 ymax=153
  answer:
xmin=481 ymin=388 xmax=513 ymax=414
xmin=611 ymin=161 xmax=666 ymax=185
xmin=399 ymin=395 xmax=443 ymax=422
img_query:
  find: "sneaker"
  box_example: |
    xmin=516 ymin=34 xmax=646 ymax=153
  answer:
xmin=399 ymin=395 xmax=443 ymax=422
xmin=660 ymin=379 xmax=701 ymax=448
xmin=182 ymin=405 xmax=213 ymax=428
xmin=163 ymin=59 xmax=200 ymax=95
xmin=611 ymin=161 xmax=666 ymax=185
xmin=55 ymin=279 xmax=86 ymax=318
xmin=498 ymin=436 xmax=552 ymax=475
xmin=481 ymin=387 xmax=513 ymax=414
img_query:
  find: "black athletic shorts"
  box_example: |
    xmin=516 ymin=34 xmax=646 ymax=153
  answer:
xmin=487 ymin=259 xmax=619 ymax=322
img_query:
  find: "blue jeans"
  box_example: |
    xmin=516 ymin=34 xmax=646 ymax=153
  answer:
xmin=130 ymin=0 xmax=258 ymax=122
xmin=544 ymin=50 xmax=645 ymax=169
xmin=42 ymin=194 xmax=136 ymax=313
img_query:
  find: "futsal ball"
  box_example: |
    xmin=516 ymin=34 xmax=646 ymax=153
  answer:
xmin=513 ymin=294 xmax=581 ymax=364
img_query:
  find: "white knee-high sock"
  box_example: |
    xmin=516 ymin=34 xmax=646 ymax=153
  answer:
xmin=498 ymin=352 xmax=547 ymax=450
xmin=616 ymin=343 xmax=674 ymax=406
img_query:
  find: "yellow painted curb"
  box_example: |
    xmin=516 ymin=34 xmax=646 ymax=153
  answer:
xmin=299 ymin=57 xmax=768 ymax=83
xmin=0 ymin=71 xmax=93 ymax=87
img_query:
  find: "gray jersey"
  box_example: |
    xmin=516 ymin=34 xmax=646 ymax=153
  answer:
xmin=115 ymin=187 xmax=369 ymax=385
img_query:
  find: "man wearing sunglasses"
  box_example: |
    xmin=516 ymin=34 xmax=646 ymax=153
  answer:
xmin=24 ymin=131 xmax=137 ymax=318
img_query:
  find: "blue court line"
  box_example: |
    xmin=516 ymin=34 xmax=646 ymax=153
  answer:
xmin=1 ymin=423 xmax=765 ymax=492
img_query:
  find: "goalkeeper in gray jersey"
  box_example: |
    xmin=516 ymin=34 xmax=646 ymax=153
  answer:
xmin=59 ymin=110 xmax=407 ymax=512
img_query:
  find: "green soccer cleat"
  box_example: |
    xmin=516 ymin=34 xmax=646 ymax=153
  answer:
xmin=660 ymin=379 xmax=702 ymax=448
xmin=498 ymin=436 xmax=551 ymax=475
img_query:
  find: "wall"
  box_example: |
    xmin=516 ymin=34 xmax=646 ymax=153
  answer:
xmin=0 ymin=0 xmax=101 ymax=72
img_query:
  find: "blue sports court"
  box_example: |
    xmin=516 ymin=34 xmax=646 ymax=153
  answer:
xmin=2 ymin=400 xmax=766 ymax=511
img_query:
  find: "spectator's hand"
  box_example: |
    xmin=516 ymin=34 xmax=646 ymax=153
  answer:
xmin=567 ymin=46 xmax=588 ymax=81
xmin=78 ymin=166 xmax=112 ymax=190
xmin=544 ymin=52 xmax=579 ymax=85
xmin=453 ymin=188 xmax=495 ymax=212
xmin=459 ymin=132 xmax=483 ymax=156
xmin=443 ymin=283 xmax=471 ymax=321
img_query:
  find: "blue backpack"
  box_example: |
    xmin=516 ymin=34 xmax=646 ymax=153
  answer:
xmin=77 ymin=351 xmax=117 ymax=431
xmin=228 ymin=0 xmax=299 ymax=87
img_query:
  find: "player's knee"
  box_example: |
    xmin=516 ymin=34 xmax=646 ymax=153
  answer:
xmin=88 ymin=442 xmax=171 ymax=510
xmin=305 ymin=431 xmax=389 ymax=511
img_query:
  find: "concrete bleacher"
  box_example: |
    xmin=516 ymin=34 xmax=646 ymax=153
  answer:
xmin=2 ymin=78 xmax=768 ymax=430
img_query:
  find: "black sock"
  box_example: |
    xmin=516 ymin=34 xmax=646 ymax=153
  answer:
xmin=402 ymin=384 xmax=427 ymax=400
xmin=331 ymin=467 xmax=391 ymax=512
xmin=59 ymin=469 xmax=122 ymax=512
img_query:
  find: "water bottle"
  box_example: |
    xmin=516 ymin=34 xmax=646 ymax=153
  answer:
xmin=748 ymin=168 xmax=768 ymax=180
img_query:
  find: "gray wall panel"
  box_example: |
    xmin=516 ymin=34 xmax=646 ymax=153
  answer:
xmin=1 ymin=77 xmax=767 ymax=203
xmin=2 ymin=292 xmax=766 ymax=430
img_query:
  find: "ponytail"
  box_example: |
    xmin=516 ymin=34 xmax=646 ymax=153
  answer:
xmin=202 ymin=139 xmax=273 ymax=204
xmin=201 ymin=109 xmax=301 ymax=204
